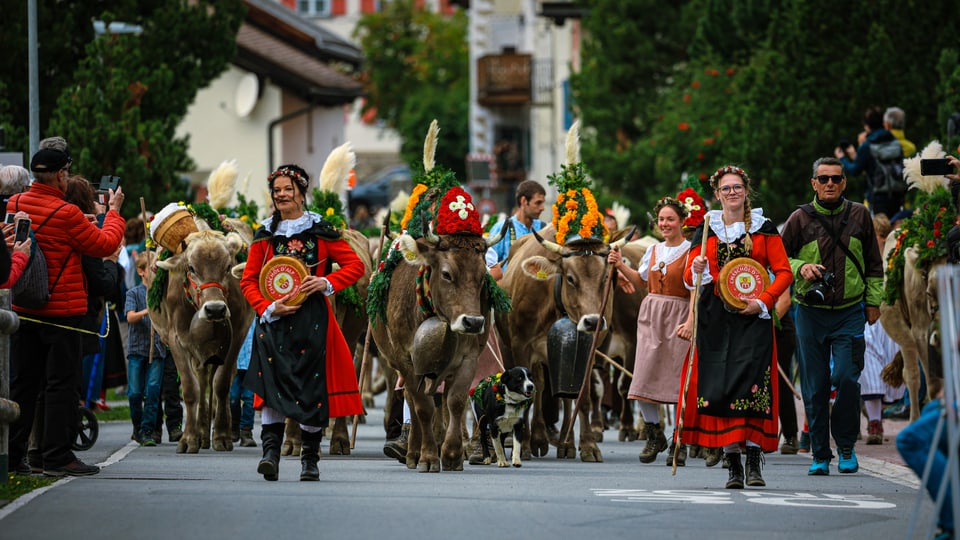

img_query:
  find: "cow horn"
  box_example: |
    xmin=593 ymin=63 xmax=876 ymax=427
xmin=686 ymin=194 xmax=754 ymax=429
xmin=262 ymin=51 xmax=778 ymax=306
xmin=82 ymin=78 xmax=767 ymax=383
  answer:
xmin=533 ymin=229 xmax=564 ymax=253
xmin=610 ymin=226 xmax=638 ymax=248
xmin=485 ymin=218 xmax=512 ymax=247
xmin=421 ymin=209 xmax=440 ymax=245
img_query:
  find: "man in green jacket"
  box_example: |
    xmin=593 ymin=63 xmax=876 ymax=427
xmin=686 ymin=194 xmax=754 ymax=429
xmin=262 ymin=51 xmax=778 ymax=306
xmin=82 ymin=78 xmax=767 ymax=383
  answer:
xmin=780 ymin=156 xmax=884 ymax=477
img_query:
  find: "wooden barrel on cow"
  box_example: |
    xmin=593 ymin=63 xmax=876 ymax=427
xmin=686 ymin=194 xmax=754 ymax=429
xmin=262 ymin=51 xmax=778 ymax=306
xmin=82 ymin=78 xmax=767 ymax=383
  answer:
xmin=716 ymin=257 xmax=770 ymax=311
xmin=151 ymin=208 xmax=198 ymax=254
xmin=260 ymin=256 xmax=309 ymax=306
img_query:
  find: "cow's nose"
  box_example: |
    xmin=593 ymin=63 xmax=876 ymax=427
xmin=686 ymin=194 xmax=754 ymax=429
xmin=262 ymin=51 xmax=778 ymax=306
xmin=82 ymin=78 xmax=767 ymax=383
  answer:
xmin=581 ymin=315 xmax=601 ymax=332
xmin=460 ymin=315 xmax=486 ymax=334
xmin=204 ymin=303 xmax=227 ymax=320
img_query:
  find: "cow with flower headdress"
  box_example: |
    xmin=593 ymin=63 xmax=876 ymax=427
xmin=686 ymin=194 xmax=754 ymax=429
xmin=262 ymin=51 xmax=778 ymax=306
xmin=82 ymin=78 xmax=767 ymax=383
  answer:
xmin=496 ymin=121 xmax=631 ymax=462
xmin=367 ymin=121 xmax=511 ymax=472
xmin=879 ymin=142 xmax=955 ymax=421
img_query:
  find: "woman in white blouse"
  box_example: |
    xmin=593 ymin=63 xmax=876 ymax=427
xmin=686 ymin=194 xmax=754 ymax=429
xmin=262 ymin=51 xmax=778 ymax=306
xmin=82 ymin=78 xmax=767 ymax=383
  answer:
xmin=608 ymin=197 xmax=693 ymax=465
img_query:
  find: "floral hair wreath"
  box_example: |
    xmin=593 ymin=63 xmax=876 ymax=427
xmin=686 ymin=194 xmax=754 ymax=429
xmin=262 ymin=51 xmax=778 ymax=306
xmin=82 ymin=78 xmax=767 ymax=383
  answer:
xmin=268 ymin=166 xmax=309 ymax=191
xmin=654 ymin=196 xmax=689 ymax=221
xmin=707 ymin=164 xmax=751 ymax=190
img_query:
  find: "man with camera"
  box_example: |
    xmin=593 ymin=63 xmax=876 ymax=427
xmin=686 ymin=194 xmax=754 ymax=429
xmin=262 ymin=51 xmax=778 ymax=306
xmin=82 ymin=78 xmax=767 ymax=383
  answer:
xmin=780 ymin=156 xmax=884 ymax=477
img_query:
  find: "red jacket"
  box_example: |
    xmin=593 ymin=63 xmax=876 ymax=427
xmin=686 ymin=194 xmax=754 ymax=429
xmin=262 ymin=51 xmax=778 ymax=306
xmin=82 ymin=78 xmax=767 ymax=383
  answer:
xmin=7 ymin=182 xmax=125 ymax=316
xmin=0 ymin=251 xmax=29 ymax=289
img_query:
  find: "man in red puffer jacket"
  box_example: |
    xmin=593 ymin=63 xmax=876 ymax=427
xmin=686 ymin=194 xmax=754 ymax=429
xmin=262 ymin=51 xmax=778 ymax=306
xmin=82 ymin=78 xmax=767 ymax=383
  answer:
xmin=6 ymin=147 xmax=125 ymax=477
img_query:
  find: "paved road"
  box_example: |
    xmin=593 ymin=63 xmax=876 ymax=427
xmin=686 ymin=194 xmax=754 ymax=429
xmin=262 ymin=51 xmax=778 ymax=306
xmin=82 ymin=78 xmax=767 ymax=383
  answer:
xmin=0 ymin=396 xmax=937 ymax=540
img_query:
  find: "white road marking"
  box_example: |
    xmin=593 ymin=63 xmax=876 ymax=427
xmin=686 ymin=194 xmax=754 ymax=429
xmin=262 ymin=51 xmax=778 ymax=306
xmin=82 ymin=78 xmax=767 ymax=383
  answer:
xmin=592 ymin=488 xmax=897 ymax=509
xmin=0 ymin=441 xmax=139 ymax=521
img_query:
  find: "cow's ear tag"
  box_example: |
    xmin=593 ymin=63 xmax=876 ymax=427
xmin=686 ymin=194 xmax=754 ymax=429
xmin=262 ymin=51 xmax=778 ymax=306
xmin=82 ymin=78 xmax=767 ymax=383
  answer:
xmin=398 ymin=234 xmax=423 ymax=265
xmin=521 ymin=255 xmax=557 ymax=281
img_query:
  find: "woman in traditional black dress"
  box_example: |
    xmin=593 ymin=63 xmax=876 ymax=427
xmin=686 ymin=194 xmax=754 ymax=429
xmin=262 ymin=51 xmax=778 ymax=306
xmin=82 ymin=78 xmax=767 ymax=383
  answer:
xmin=241 ymin=164 xmax=364 ymax=481
xmin=679 ymin=165 xmax=793 ymax=489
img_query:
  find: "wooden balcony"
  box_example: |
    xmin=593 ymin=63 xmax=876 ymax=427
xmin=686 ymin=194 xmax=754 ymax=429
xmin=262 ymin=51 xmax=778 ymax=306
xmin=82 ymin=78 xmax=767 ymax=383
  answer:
xmin=477 ymin=53 xmax=532 ymax=106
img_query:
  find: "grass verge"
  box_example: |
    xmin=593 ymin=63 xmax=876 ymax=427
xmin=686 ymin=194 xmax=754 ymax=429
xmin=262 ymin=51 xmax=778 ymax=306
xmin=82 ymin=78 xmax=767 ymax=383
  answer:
xmin=0 ymin=472 xmax=55 ymax=506
xmin=94 ymin=405 xmax=131 ymax=423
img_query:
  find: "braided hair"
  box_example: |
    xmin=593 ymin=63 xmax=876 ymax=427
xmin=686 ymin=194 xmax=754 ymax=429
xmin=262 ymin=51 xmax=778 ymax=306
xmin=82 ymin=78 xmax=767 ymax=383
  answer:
xmin=708 ymin=164 xmax=754 ymax=253
xmin=267 ymin=164 xmax=310 ymax=233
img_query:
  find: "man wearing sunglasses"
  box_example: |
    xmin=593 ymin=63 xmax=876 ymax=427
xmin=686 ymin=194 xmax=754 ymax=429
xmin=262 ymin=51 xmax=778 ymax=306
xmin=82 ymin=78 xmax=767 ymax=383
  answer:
xmin=780 ymin=156 xmax=884 ymax=478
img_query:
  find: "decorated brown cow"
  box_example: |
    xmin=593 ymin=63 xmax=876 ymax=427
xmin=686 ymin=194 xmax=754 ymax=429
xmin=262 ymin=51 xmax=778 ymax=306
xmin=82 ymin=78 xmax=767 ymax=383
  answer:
xmin=148 ymin=218 xmax=253 ymax=454
xmin=496 ymin=121 xmax=628 ymax=462
xmin=880 ymin=148 xmax=953 ymax=421
xmin=367 ymin=120 xmax=510 ymax=472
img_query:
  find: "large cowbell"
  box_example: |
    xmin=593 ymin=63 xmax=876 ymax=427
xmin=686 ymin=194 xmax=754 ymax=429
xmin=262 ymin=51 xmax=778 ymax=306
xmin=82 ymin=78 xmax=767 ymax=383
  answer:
xmin=547 ymin=316 xmax=592 ymax=398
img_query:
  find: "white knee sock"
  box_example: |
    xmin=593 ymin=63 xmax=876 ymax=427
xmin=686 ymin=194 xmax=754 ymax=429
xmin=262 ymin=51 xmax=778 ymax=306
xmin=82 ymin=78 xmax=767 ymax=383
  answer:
xmin=638 ymin=402 xmax=660 ymax=424
xmin=864 ymin=399 xmax=882 ymax=422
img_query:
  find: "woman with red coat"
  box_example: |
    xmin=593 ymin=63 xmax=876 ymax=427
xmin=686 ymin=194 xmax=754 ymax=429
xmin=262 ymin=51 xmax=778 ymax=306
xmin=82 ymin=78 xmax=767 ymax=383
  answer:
xmin=240 ymin=164 xmax=364 ymax=482
xmin=679 ymin=165 xmax=793 ymax=489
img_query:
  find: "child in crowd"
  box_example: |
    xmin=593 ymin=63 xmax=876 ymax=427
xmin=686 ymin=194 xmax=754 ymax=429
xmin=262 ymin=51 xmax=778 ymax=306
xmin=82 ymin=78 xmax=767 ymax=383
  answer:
xmin=231 ymin=325 xmax=257 ymax=447
xmin=125 ymin=252 xmax=168 ymax=446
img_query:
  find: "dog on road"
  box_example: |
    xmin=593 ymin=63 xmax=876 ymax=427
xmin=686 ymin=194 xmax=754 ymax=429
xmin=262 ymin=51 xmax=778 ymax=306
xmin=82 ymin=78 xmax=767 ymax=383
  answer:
xmin=469 ymin=367 xmax=535 ymax=467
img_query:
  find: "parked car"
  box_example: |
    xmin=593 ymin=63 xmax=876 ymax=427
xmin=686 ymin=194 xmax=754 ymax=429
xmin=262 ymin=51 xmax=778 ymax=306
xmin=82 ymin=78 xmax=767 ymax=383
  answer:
xmin=348 ymin=164 xmax=411 ymax=215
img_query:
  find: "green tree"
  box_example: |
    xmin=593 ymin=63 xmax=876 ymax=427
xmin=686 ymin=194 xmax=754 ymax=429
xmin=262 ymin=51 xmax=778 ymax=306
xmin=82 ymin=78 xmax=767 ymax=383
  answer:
xmin=575 ymin=0 xmax=960 ymax=223
xmin=354 ymin=0 xmax=469 ymax=178
xmin=0 ymin=1 xmax=245 ymax=216
xmin=570 ymin=0 xmax=700 ymax=229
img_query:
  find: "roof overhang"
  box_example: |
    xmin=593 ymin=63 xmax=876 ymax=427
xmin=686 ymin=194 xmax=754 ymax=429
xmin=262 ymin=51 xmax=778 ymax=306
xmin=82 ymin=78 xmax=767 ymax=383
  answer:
xmin=244 ymin=0 xmax=363 ymax=68
xmin=235 ymin=24 xmax=362 ymax=106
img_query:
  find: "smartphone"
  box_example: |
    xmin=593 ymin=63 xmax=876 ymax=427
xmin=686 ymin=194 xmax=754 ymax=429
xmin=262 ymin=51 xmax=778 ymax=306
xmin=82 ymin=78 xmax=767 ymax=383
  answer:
xmin=99 ymin=175 xmax=121 ymax=192
xmin=14 ymin=218 xmax=31 ymax=243
xmin=920 ymin=158 xmax=955 ymax=176
xmin=4 ymin=212 xmax=15 ymax=224
xmin=97 ymin=175 xmax=120 ymax=204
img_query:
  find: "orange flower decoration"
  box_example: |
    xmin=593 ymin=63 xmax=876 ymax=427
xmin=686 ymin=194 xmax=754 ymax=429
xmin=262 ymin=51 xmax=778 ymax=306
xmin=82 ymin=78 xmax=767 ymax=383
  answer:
xmin=401 ymin=183 xmax=429 ymax=230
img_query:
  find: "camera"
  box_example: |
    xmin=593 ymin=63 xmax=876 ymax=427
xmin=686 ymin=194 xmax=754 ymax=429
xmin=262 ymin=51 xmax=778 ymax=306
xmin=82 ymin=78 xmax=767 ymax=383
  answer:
xmin=803 ymin=270 xmax=835 ymax=304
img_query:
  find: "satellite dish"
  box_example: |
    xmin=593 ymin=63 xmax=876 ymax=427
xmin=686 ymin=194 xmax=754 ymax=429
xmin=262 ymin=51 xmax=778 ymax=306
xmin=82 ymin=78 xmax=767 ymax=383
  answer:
xmin=234 ymin=73 xmax=259 ymax=118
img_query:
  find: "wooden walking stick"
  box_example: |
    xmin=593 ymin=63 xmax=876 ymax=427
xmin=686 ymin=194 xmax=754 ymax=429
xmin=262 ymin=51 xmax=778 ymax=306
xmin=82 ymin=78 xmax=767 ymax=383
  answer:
xmin=559 ymin=253 xmax=619 ymax=449
xmin=673 ymin=214 xmax=710 ymax=476
xmin=351 ymin=211 xmax=391 ymax=448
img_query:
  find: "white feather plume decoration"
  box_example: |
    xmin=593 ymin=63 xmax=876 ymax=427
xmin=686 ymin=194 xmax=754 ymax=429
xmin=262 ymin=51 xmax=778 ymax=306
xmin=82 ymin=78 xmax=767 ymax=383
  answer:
xmin=566 ymin=120 xmax=581 ymax=167
xmin=389 ymin=190 xmax=410 ymax=214
xmin=423 ymin=120 xmax=440 ymax=172
xmin=372 ymin=207 xmax=389 ymax=229
xmin=609 ymin=201 xmax=631 ymax=230
xmin=905 ymin=140 xmax=947 ymax=195
xmin=207 ymin=160 xmax=238 ymax=210
xmin=319 ymin=142 xmax=356 ymax=195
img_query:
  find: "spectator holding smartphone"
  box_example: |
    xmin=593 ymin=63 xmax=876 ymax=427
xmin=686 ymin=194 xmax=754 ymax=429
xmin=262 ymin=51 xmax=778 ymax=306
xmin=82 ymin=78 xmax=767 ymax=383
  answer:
xmin=5 ymin=146 xmax=125 ymax=477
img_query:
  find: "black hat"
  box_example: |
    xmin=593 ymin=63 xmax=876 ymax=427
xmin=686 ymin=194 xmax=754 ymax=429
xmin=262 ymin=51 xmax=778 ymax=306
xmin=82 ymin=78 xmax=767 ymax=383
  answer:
xmin=29 ymin=148 xmax=70 ymax=173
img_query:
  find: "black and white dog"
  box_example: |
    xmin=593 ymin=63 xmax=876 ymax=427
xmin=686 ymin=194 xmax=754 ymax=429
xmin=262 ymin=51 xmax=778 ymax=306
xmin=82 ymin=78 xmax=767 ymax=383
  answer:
xmin=470 ymin=367 xmax=535 ymax=467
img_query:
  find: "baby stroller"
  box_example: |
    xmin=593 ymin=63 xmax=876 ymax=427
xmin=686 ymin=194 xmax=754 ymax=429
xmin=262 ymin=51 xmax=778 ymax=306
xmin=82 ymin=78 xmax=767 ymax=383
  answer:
xmin=73 ymin=307 xmax=111 ymax=451
xmin=72 ymin=405 xmax=99 ymax=451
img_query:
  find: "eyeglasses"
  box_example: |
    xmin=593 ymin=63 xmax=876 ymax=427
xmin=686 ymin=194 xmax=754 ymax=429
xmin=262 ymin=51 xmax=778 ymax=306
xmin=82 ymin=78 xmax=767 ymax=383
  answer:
xmin=717 ymin=184 xmax=745 ymax=195
xmin=815 ymin=175 xmax=844 ymax=185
